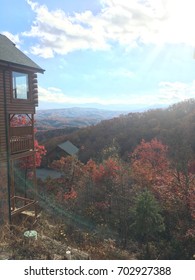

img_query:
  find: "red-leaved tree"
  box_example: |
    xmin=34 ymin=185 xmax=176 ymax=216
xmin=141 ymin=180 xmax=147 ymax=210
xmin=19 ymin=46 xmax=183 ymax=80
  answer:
xmin=130 ymin=138 xmax=171 ymax=187
xmin=10 ymin=114 xmax=46 ymax=169
xmin=131 ymin=138 xmax=195 ymax=238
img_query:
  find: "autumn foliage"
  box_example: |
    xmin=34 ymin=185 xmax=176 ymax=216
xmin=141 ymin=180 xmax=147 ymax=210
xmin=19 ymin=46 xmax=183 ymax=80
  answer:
xmin=130 ymin=138 xmax=195 ymax=242
xmin=10 ymin=114 xmax=46 ymax=169
xmin=34 ymin=100 xmax=195 ymax=259
xmin=39 ymin=136 xmax=194 ymax=259
xmin=84 ymin=158 xmax=120 ymax=184
xmin=131 ymin=138 xmax=171 ymax=186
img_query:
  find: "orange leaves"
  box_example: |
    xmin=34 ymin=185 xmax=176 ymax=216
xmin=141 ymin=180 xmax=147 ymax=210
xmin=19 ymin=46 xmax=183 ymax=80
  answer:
xmin=34 ymin=140 xmax=47 ymax=167
xmin=84 ymin=158 xmax=121 ymax=184
xmin=130 ymin=138 xmax=195 ymax=227
xmin=50 ymin=156 xmax=86 ymax=201
xmin=44 ymin=176 xmax=78 ymax=202
xmin=10 ymin=114 xmax=31 ymax=127
xmin=131 ymin=138 xmax=168 ymax=163
xmin=84 ymin=159 xmax=96 ymax=173
xmin=64 ymin=189 xmax=77 ymax=200
xmin=131 ymin=138 xmax=171 ymax=186
xmin=52 ymin=156 xmax=84 ymax=180
xmin=11 ymin=114 xmax=46 ymax=168
xmin=188 ymin=183 xmax=195 ymax=221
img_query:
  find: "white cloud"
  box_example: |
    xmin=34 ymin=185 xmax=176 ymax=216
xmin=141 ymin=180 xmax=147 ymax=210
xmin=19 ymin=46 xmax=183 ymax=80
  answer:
xmin=23 ymin=0 xmax=110 ymax=58
xmin=38 ymin=81 xmax=195 ymax=108
xmin=158 ymin=80 xmax=195 ymax=104
xmin=38 ymin=86 xmax=147 ymax=106
xmin=30 ymin=45 xmax=54 ymax=59
xmin=22 ymin=0 xmax=195 ymax=58
xmin=38 ymin=86 xmax=107 ymax=104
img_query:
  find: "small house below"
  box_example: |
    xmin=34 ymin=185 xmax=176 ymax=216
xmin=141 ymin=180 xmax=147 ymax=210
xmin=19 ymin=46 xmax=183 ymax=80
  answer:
xmin=58 ymin=140 xmax=79 ymax=157
xmin=46 ymin=140 xmax=79 ymax=165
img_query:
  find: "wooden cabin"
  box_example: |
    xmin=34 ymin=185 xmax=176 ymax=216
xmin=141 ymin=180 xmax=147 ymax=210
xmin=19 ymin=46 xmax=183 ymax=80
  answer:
xmin=0 ymin=34 xmax=44 ymax=225
xmin=46 ymin=140 xmax=79 ymax=166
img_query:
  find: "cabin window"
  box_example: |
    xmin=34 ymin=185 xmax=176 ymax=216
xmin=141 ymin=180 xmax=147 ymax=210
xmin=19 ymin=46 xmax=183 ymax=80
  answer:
xmin=12 ymin=71 xmax=29 ymax=100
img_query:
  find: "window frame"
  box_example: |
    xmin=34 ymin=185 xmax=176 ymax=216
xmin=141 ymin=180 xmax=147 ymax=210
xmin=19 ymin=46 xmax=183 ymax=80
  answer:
xmin=12 ymin=71 xmax=30 ymax=101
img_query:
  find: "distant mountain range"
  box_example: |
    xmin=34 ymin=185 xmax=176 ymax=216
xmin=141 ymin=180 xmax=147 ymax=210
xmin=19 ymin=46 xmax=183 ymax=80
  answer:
xmin=37 ymin=99 xmax=195 ymax=167
xmin=35 ymin=107 xmax=127 ymax=130
xmin=36 ymin=104 xmax=170 ymax=130
xmin=38 ymin=102 xmax=169 ymax=111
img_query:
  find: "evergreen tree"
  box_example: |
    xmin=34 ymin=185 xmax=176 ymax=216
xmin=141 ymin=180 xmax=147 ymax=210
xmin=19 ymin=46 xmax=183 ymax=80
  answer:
xmin=132 ymin=189 xmax=165 ymax=258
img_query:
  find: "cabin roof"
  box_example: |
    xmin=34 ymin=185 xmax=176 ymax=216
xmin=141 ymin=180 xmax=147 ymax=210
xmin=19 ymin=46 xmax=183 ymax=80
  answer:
xmin=0 ymin=34 xmax=44 ymax=73
xmin=58 ymin=141 xmax=79 ymax=156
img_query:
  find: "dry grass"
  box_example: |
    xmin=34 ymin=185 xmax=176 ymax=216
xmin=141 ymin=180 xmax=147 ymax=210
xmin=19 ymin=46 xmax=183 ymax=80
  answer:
xmin=0 ymin=211 xmax=136 ymax=260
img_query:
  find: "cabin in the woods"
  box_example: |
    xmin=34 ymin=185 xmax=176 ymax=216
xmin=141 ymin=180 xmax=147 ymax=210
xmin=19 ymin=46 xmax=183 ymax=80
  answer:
xmin=0 ymin=34 xmax=44 ymax=225
xmin=46 ymin=140 xmax=79 ymax=165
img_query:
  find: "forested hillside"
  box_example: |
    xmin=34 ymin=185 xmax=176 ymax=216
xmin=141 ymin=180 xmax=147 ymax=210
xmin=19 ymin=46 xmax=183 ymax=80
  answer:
xmin=36 ymin=99 xmax=195 ymax=259
xmin=38 ymin=99 xmax=195 ymax=164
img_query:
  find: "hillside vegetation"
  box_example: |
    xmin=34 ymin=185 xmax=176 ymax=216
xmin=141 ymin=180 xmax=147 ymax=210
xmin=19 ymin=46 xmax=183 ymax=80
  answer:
xmin=39 ymin=99 xmax=195 ymax=163
xmin=33 ymin=99 xmax=195 ymax=260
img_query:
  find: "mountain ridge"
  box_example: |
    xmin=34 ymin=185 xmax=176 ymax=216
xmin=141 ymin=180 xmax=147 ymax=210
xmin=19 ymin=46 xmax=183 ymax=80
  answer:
xmin=37 ymin=99 xmax=195 ymax=164
xmin=36 ymin=107 xmax=127 ymax=130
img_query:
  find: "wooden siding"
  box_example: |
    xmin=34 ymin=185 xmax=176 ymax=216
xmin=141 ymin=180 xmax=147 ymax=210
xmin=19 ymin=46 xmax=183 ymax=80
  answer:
xmin=0 ymin=67 xmax=38 ymax=158
xmin=0 ymin=69 xmax=9 ymax=224
xmin=0 ymin=65 xmax=39 ymax=224
xmin=6 ymin=69 xmax=36 ymax=114
xmin=0 ymin=161 xmax=9 ymax=225
xmin=0 ymin=67 xmax=39 ymax=113
xmin=0 ymin=69 xmax=7 ymax=161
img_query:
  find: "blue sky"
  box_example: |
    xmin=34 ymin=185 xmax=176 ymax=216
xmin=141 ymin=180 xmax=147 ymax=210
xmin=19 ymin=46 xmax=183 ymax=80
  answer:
xmin=1 ymin=0 xmax=195 ymax=110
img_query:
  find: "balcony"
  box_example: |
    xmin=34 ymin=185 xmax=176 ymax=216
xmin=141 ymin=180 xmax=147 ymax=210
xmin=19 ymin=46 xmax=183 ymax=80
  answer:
xmin=9 ymin=126 xmax=34 ymax=154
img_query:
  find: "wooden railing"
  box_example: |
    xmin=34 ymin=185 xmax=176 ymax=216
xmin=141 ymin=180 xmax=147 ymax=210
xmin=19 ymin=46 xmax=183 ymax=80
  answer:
xmin=9 ymin=126 xmax=34 ymax=154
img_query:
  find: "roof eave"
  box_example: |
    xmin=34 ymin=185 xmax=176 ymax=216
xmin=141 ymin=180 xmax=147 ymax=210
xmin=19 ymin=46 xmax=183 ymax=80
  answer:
xmin=0 ymin=59 xmax=45 ymax=74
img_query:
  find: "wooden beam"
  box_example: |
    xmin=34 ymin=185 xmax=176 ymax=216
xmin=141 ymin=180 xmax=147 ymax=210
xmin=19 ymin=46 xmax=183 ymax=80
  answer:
xmin=10 ymin=150 xmax=35 ymax=160
xmin=11 ymin=201 xmax=37 ymax=216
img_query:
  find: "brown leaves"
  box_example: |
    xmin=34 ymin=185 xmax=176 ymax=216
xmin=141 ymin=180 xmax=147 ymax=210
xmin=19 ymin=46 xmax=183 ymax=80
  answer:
xmin=130 ymin=138 xmax=171 ymax=186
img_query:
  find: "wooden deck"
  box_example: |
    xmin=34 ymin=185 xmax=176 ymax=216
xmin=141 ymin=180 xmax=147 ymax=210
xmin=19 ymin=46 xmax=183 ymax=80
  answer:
xmin=9 ymin=126 xmax=34 ymax=154
xmin=11 ymin=196 xmax=37 ymax=218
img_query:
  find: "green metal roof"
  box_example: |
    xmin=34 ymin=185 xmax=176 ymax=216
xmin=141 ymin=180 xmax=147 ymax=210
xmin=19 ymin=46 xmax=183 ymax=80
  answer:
xmin=58 ymin=141 xmax=79 ymax=156
xmin=0 ymin=34 xmax=44 ymax=73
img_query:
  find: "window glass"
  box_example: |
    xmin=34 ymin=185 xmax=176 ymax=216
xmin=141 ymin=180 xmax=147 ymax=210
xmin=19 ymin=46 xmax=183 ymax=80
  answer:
xmin=12 ymin=72 xmax=29 ymax=99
